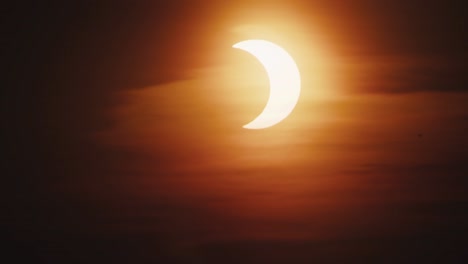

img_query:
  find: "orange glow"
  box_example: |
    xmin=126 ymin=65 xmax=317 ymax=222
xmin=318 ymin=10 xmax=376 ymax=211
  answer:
xmin=10 ymin=1 xmax=468 ymax=262
xmin=91 ymin=1 xmax=468 ymax=246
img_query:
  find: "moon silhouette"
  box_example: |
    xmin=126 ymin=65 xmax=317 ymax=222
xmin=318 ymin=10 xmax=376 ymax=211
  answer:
xmin=232 ymin=40 xmax=301 ymax=129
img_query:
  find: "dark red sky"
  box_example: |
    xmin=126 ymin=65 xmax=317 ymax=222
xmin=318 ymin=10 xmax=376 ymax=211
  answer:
xmin=3 ymin=1 xmax=468 ymax=263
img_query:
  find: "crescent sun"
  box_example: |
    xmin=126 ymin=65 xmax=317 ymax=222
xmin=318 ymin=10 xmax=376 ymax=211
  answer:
xmin=232 ymin=39 xmax=301 ymax=129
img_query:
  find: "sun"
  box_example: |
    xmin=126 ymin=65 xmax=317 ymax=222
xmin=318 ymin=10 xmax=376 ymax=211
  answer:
xmin=232 ymin=40 xmax=301 ymax=129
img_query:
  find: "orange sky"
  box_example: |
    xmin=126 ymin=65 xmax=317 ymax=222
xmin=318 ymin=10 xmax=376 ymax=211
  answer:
xmin=89 ymin=0 xmax=468 ymax=259
xmin=4 ymin=1 xmax=467 ymax=263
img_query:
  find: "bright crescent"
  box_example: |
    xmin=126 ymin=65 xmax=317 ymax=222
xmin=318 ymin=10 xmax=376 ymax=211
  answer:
xmin=233 ymin=40 xmax=301 ymax=129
